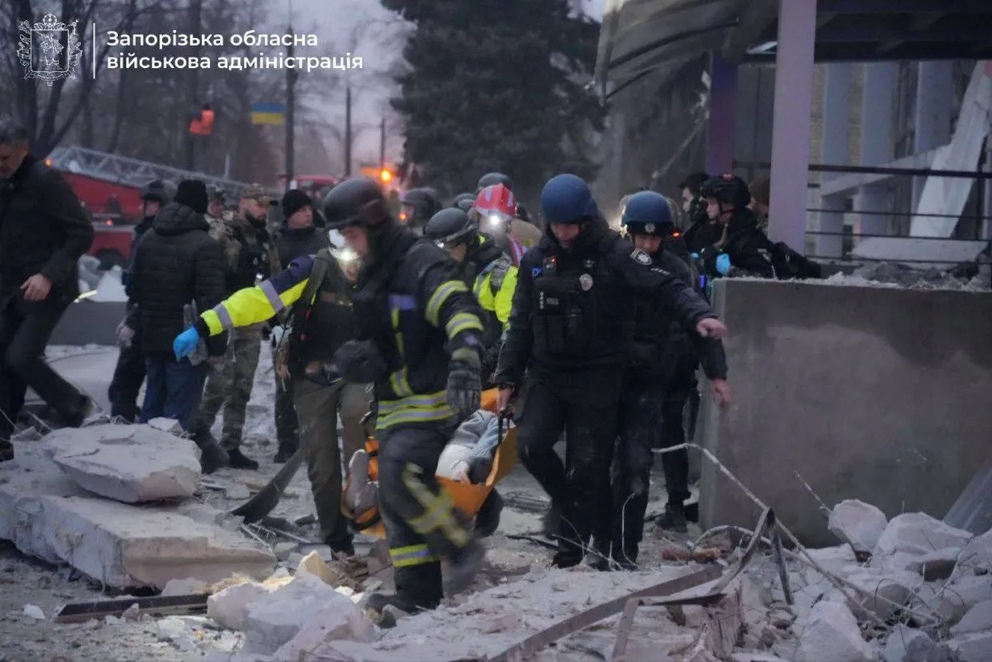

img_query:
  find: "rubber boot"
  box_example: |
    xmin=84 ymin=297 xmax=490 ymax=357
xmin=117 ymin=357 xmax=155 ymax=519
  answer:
xmin=444 ymin=538 xmax=485 ymax=596
xmin=655 ymin=502 xmax=688 ymax=533
xmin=473 ymin=490 xmax=503 ymax=538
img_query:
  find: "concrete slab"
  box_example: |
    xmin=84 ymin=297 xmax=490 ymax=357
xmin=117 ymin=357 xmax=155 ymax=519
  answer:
xmin=699 ymin=280 xmax=992 ymax=546
xmin=0 ymin=444 xmax=275 ymax=588
xmin=34 ymin=495 xmax=276 ymax=588
xmin=44 ymin=424 xmax=201 ymax=503
xmin=0 ymin=444 xmax=88 ymax=564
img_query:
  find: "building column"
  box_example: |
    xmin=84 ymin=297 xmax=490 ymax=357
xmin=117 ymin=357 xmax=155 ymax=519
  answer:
xmin=912 ymin=61 xmax=953 ymax=209
xmin=856 ymin=62 xmax=896 ymax=237
xmin=817 ymin=63 xmax=851 ymax=259
xmin=706 ymin=54 xmax=738 ymax=176
xmin=768 ymin=0 xmax=817 ymax=252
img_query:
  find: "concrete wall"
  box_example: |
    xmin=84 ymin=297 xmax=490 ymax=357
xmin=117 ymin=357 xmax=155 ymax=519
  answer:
xmin=697 ymin=279 xmax=992 ymax=546
xmin=50 ymin=301 xmax=125 ymax=347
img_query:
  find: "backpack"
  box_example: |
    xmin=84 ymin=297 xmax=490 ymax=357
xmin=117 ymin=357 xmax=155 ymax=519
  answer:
xmin=229 ymin=227 xmax=272 ymax=291
xmin=767 ymin=241 xmax=822 ymax=280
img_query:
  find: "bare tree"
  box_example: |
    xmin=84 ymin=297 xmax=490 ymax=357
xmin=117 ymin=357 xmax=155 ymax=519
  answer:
xmin=0 ymin=0 xmax=165 ymax=154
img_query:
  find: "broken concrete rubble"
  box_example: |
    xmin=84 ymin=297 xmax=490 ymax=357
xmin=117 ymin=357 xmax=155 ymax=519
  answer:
xmin=881 ymin=624 xmax=947 ymax=662
xmin=941 ymin=631 xmax=992 ymax=662
xmin=796 ymin=600 xmax=873 ymax=662
xmin=829 ymin=499 xmax=888 ymax=554
xmin=44 ymin=424 xmax=201 ymax=503
xmin=34 ymin=496 xmax=276 ymax=588
xmin=241 ymin=573 xmax=374 ymax=654
xmin=873 ymin=513 xmax=973 ymax=558
xmin=0 ymin=442 xmax=275 ymax=589
xmin=958 ymin=529 xmax=992 ymax=574
xmin=878 ymin=547 xmax=961 ymax=581
xmin=845 ymin=568 xmax=919 ymax=620
xmin=207 ymin=580 xmax=284 ymax=631
xmin=912 ymin=575 xmax=992 ymax=624
xmin=950 ymin=600 xmax=992 ymax=636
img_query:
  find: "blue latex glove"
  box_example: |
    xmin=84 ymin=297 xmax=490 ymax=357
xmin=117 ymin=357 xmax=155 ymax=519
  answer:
xmin=173 ymin=327 xmax=200 ymax=360
xmin=716 ymin=253 xmax=732 ymax=276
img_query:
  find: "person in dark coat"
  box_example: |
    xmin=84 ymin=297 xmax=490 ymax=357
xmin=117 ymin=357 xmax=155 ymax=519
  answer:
xmin=494 ymin=174 xmax=728 ymax=570
xmin=697 ymin=175 xmax=775 ymax=280
xmin=127 ymin=179 xmax=228 ymax=471
xmin=269 ymin=189 xmax=332 ymax=463
xmin=0 ymin=118 xmax=96 ymax=461
xmin=108 ymin=179 xmax=176 ymax=422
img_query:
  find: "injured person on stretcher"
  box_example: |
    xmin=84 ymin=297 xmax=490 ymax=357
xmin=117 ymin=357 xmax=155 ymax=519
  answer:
xmin=342 ymin=410 xmax=506 ymax=538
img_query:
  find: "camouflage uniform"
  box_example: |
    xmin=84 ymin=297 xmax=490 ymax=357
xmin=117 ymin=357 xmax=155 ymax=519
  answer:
xmin=198 ymin=186 xmax=281 ymax=450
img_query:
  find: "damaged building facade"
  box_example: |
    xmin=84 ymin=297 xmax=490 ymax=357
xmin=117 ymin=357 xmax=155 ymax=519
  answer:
xmin=594 ymin=0 xmax=992 ymax=270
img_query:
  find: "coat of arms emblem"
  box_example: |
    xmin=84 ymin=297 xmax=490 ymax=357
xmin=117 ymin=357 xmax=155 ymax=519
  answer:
xmin=17 ymin=14 xmax=83 ymax=86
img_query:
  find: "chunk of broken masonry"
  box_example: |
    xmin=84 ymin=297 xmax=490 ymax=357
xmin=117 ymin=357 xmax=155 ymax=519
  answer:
xmin=829 ymin=499 xmax=888 ymax=554
xmin=950 ymin=600 xmax=992 ymax=637
xmin=882 ymin=624 xmax=947 ymax=662
xmin=941 ymin=631 xmax=992 ymax=662
xmin=44 ymin=423 xmax=201 ymax=503
xmin=0 ymin=449 xmax=274 ymax=589
xmin=958 ymin=529 xmax=992 ymax=575
xmin=207 ymin=580 xmax=283 ymax=631
xmin=797 ymin=600 xmax=874 ymax=662
xmin=845 ymin=568 xmax=919 ymax=620
xmin=242 ymin=574 xmax=375 ymax=655
xmin=873 ymin=513 xmax=972 ymax=558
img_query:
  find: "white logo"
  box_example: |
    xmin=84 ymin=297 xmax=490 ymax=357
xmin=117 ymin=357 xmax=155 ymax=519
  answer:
xmin=631 ymin=249 xmax=651 ymax=265
xmin=18 ymin=14 xmax=83 ymax=86
xmin=645 ymin=223 xmax=656 ymax=234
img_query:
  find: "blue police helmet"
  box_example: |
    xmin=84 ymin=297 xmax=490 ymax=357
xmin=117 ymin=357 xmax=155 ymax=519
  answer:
xmin=621 ymin=191 xmax=673 ymax=236
xmin=540 ymin=174 xmax=599 ymax=224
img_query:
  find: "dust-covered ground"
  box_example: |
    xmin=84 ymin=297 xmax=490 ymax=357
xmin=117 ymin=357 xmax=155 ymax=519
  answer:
xmin=0 ymin=342 xmax=693 ymax=661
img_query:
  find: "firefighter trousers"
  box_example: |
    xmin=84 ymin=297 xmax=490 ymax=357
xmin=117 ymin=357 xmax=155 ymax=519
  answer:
xmin=377 ymin=421 xmax=474 ymax=609
xmin=515 ymin=379 xmax=618 ymax=566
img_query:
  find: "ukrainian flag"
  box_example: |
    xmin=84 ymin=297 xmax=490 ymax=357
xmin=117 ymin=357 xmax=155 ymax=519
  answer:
xmin=251 ymin=102 xmax=285 ymax=125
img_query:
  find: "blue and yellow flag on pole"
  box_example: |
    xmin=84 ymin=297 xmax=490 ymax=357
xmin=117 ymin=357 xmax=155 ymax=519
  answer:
xmin=251 ymin=102 xmax=285 ymax=125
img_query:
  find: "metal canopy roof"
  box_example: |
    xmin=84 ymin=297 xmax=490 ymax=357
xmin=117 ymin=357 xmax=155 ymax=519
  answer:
xmin=596 ymin=0 xmax=992 ymax=98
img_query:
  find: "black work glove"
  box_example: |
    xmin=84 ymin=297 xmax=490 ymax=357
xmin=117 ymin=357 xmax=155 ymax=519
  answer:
xmin=333 ymin=340 xmax=387 ymax=384
xmin=447 ymin=357 xmax=481 ymax=420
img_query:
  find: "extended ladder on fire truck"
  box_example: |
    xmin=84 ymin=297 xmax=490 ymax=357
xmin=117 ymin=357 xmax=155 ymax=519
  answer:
xmin=46 ymin=146 xmax=252 ymax=201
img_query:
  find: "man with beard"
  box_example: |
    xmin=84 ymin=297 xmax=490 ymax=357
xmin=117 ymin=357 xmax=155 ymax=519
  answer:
xmin=194 ymin=185 xmax=281 ymax=469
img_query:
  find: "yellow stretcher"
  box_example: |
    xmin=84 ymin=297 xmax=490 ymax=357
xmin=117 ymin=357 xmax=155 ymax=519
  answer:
xmin=345 ymin=388 xmax=518 ymax=539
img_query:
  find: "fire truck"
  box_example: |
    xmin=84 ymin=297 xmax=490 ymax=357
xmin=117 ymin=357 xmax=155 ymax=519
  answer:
xmin=45 ymin=146 xmax=252 ymax=269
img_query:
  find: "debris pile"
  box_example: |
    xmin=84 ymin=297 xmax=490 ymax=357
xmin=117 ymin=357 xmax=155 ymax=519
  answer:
xmin=0 ymin=422 xmax=276 ymax=589
xmin=822 ymin=259 xmax=992 ymax=291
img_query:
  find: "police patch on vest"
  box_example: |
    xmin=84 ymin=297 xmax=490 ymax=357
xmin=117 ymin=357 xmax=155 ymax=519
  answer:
xmin=631 ymin=249 xmax=651 ymax=265
xmin=579 ymin=273 xmax=593 ymax=291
